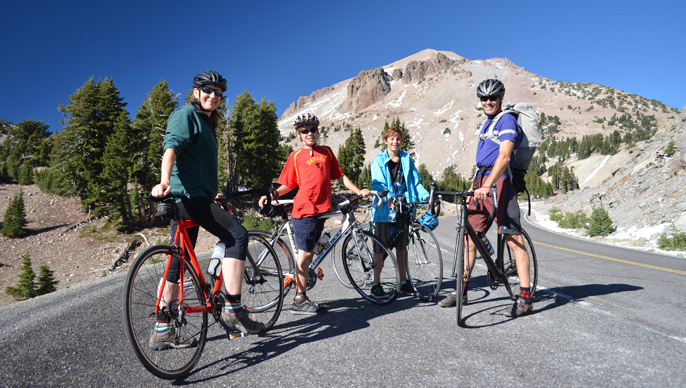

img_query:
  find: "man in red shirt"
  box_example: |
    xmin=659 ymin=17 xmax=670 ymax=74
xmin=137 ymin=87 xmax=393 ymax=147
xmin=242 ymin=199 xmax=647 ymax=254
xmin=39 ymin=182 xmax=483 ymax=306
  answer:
xmin=260 ymin=113 xmax=369 ymax=315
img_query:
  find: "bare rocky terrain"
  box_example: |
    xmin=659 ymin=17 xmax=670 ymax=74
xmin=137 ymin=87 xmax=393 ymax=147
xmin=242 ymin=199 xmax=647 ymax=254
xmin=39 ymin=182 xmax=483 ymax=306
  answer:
xmin=0 ymin=183 xmax=219 ymax=308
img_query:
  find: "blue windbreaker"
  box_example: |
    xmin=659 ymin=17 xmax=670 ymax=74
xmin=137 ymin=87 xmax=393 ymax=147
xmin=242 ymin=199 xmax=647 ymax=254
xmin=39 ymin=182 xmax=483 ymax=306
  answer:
xmin=370 ymin=150 xmax=430 ymax=223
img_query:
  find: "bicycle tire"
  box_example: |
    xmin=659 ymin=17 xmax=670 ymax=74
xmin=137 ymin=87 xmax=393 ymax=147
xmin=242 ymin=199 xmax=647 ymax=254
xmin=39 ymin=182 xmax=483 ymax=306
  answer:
xmin=248 ymin=229 xmax=295 ymax=297
xmin=242 ymin=234 xmax=284 ymax=331
xmin=123 ymin=245 xmax=208 ymax=380
xmin=342 ymin=230 xmax=399 ymax=305
xmin=501 ymin=228 xmax=538 ymax=300
xmin=456 ymin=227 xmax=466 ymax=327
xmin=406 ymin=224 xmax=443 ymax=301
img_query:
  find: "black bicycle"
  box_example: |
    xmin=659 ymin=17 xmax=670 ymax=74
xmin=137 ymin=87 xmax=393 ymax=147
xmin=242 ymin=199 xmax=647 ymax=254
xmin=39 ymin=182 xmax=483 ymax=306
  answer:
xmin=430 ymin=183 xmax=538 ymax=327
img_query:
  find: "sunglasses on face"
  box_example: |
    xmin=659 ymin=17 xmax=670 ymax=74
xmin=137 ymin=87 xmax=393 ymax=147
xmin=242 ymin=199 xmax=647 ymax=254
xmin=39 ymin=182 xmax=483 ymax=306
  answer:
xmin=201 ymin=86 xmax=223 ymax=98
xmin=480 ymin=96 xmax=500 ymax=102
xmin=299 ymin=127 xmax=318 ymax=134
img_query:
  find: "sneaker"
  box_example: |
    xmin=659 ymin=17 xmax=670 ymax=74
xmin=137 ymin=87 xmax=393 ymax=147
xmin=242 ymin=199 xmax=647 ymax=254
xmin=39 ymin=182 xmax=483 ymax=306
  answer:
xmin=149 ymin=329 xmax=197 ymax=350
xmin=438 ymin=292 xmax=468 ymax=308
xmin=399 ymin=281 xmax=414 ymax=294
xmin=371 ymin=283 xmax=387 ymax=298
xmin=220 ymin=309 xmax=265 ymax=334
xmin=291 ymin=297 xmax=327 ymax=315
xmin=439 ymin=292 xmax=456 ymax=308
xmin=507 ymin=298 xmax=533 ymax=318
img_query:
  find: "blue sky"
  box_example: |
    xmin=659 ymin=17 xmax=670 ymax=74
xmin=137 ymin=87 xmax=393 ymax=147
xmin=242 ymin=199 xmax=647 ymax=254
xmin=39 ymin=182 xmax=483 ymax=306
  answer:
xmin=2 ymin=0 xmax=684 ymax=133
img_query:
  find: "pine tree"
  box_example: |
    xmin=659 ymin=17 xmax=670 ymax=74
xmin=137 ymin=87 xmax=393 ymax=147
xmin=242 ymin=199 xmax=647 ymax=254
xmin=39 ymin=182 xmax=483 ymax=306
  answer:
xmin=5 ymin=250 xmax=37 ymax=300
xmin=1 ymin=190 xmax=29 ymax=238
xmin=337 ymin=127 xmax=366 ymax=184
xmin=36 ymin=264 xmax=58 ymax=296
xmin=417 ymin=164 xmax=434 ymax=189
xmin=54 ymin=77 xmax=126 ymax=208
xmin=92 ymin=111 xmax=136 ymax=230
xmin=587 ymin=207 xmax=614 ymax=237
xmin=130 ymin=79 xmax=178 ymax=226
xmin=227 ymin=91 xmax=282 ymax=190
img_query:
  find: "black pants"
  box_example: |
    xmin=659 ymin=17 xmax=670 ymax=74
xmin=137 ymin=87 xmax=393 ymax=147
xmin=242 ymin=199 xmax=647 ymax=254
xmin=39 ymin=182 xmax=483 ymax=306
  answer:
xmin=166 ymin=196 xmax=248 ymax=282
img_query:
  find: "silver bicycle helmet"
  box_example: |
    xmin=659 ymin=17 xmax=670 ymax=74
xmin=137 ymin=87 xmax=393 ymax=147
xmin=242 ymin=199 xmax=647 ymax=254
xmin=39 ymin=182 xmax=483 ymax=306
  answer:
xmin=193 ymin=70 xmax=227 ymax=92
xmin=476 ymin=79 xmax=506 ymax=98
xmin=293 ymin=113 xmax=320 ymax=129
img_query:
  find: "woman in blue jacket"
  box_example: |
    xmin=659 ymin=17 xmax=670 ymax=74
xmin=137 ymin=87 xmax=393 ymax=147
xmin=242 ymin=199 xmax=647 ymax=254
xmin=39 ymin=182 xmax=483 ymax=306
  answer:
xmin=370 ymin=127 xmax=430 ymax=297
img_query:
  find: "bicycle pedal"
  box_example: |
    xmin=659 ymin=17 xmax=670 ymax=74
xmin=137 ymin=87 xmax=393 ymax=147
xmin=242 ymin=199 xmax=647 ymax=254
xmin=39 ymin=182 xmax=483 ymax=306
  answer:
xmin=225 ymin=330 xmax=246 ymax=340
xmin=316 ymin=268 xmax=324 ymax=279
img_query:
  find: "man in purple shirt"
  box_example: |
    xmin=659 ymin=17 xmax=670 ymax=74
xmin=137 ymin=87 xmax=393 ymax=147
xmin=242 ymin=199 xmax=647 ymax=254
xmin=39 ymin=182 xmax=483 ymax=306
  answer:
xmin=440 ymin=79 xmax=533 ymax=318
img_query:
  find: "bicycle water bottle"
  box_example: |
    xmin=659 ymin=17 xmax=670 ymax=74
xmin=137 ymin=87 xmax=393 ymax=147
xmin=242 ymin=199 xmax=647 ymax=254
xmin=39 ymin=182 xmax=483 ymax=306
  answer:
xmin=208 ymin=242 xmax=224 ymax=277
xmin=313 ymin=232 xmax=331 ymax=255
xmin=478 ymin=232 xmax=494 ymax=255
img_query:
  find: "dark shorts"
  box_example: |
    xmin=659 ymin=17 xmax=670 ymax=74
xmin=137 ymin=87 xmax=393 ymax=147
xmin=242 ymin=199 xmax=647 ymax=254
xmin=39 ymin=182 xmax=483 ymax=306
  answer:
xmin=292 ymin=216 xmax=326 ymax=252
xmin=166 ymin=196 xmax=248 ymax=283
xmin=374 ymin=215 xmax=409 ymax=253
xmin=468 ymin=175 xmax=522 ymax=235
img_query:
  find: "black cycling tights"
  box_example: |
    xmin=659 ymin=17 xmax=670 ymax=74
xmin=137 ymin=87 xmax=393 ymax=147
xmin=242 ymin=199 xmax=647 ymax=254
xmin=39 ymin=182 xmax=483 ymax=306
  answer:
xmin=166 ymin=196 xmax=248 ymax=282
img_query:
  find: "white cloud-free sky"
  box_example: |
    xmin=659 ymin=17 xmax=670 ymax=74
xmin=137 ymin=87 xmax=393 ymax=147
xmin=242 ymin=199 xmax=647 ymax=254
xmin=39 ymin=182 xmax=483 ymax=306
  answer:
xmin=2 ymin=0 xmax=684 ymax=132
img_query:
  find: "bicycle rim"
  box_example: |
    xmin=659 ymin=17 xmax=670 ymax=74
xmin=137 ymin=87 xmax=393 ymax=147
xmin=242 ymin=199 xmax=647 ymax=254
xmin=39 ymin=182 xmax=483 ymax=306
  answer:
xmin=122 ymin=245 xmax=207 ymax=380
xmin=343 ymin=230 xmax=399 ymax=305
xmin=456 ymin=227 xmax=466 ymax=327
xmin=242 ymin=234 xmax=284 ymax=331
xmin=406 ymin=225 xmax=443 ymax=301
xmin=335 ymin=233 xmax=357 ymax=289
xmin=501 ymin=228 xmax=538 ymax=300
xmin=248 ymin=229 xmax=295 ymax=297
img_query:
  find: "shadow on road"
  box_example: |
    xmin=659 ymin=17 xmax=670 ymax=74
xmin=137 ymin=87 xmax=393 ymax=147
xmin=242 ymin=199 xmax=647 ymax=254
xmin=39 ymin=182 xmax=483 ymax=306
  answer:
xmin=180 ymin=295 xmax=425 ymax=384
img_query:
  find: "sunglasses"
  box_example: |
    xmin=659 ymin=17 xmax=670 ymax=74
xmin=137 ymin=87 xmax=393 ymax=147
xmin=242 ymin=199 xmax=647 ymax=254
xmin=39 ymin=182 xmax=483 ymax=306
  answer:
xmin=201 ymin=86 xmax=223 ymax=98
xmin=299 ymin=128 xmax=318 ymax=134
xmin=480 ymin=96 xmax=500 ymax=102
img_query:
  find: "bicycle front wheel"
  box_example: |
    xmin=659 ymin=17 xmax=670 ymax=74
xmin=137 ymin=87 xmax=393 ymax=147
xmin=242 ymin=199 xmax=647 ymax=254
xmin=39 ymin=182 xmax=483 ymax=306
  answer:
xmin=122 ymin=245 xmax=208 ymax=380
xmin=242 ymin=234 xmax=284 ymax=331
xmin=406 ymin=224 xmax=443 ymax=301
xmin=248 ymin=229 xmax=295 ymax=297
xmin=342 ymin=230 xmax=399 ymax=305
xmin=501 ymin=228 xmax=538 ymax=300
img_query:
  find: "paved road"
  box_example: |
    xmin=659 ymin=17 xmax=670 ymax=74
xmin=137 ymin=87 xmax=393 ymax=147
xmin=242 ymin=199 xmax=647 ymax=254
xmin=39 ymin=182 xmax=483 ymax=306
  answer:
xmin=1 ymin=215 xmax=685 ymax=387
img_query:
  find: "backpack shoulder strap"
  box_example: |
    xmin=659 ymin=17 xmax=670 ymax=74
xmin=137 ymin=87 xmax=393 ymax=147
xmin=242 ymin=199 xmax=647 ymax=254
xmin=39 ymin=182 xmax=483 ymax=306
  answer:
xmin=479 ymin=107 xmax=515 ymax=145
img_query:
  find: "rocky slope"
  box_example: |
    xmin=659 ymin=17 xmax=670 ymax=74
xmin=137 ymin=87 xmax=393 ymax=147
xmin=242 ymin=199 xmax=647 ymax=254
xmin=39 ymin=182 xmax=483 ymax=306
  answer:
xmin=541 ymin=110 xmax=686 ymax=237
xmin=279 ymin=49 xmax=679 ymax=180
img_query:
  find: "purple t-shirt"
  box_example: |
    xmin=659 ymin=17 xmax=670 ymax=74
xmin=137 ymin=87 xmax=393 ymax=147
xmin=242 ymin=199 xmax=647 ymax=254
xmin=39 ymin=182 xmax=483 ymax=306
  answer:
xmin=475 ymin=113 xmax=520 ymax=176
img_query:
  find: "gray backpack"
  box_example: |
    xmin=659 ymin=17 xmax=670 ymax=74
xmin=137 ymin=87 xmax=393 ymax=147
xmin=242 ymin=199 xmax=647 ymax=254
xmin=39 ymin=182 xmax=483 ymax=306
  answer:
xmin=479 ymin=103 xmax=542 ymax=171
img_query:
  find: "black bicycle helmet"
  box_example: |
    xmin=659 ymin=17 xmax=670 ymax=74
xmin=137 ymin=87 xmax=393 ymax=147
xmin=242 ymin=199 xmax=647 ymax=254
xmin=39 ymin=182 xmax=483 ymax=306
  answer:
xmin=293 ymin=113 xmax=320 ymax=129
xmin=476 ymin=79 xmax=506 ymax=98
xmin=193 ymin=70 xmax=227 ymax=92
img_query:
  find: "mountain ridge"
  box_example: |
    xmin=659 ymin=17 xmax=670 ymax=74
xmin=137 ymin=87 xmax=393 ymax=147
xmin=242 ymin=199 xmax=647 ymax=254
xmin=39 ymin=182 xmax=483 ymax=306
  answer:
xmin=277 ymin=48 xmax=686 ymax=236
xmin=277 ymin=49 xmax=678 ymax=180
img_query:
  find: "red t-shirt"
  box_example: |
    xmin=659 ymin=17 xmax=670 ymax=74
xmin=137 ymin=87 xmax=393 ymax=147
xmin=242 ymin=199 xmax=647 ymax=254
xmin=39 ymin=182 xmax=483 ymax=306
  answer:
xmin=278 ymin=145 xmax=344 ymax=218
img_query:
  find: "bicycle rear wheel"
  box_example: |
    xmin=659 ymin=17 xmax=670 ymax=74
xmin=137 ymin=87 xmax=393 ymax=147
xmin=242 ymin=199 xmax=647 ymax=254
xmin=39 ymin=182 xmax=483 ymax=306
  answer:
xmin=123 ymin=245 xmax=208 ymax=380
xmin=248 ymin=229 xmax=295 ymax=297
xmin=456 ymin=228 xmax=466 ymax=327
xmin=342 ymin=230 xmax=399 ymax=305
xmin=242 ymin=234 xmax=284 ymax=331
xmin=406 ymin=224 xmax=443 ymax=301
xmin=501 ymin=228 xmax=538 ymax=300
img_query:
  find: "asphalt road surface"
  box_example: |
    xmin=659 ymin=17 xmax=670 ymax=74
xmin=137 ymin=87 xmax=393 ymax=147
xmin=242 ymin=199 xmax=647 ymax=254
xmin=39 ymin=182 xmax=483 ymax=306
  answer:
xmin=1 ymin=214 xmax=684 ymax=387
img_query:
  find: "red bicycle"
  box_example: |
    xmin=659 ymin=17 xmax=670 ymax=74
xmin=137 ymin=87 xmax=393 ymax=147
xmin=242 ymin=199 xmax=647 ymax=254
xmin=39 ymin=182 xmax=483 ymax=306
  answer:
xmin=122 ymin=191 xmax=283 ymax=379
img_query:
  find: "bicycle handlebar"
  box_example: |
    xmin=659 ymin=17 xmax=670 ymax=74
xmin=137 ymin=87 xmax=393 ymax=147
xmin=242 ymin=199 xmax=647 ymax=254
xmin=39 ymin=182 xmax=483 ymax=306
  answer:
xmin=430 ymin=182 xmax=497 ymax=220
xmin=337 ymin=189 xmax=388 ymax=210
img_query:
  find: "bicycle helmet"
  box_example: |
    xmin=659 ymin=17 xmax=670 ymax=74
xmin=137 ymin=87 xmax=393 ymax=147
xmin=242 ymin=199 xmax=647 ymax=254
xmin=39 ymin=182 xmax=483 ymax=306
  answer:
xmin=193 ymin=70 xmax=227 ymax=92
xmin=293 ymin=113 xmax=320 ymax=129
xmin=418 ymin=209 xmax=439 ymax=231
xmin=476 ymin=79 xmax=505 ymax=98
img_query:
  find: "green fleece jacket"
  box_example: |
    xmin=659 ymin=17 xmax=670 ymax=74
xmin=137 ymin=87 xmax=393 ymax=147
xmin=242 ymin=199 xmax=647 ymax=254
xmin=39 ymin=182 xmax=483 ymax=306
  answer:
xmin=163 ymin=105 xmax=218 ymax=199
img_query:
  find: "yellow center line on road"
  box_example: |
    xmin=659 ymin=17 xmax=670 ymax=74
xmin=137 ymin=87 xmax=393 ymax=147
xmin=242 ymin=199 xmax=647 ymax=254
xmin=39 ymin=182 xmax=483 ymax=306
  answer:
xmin=534 ymin=241 xmax=686 ymax=275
